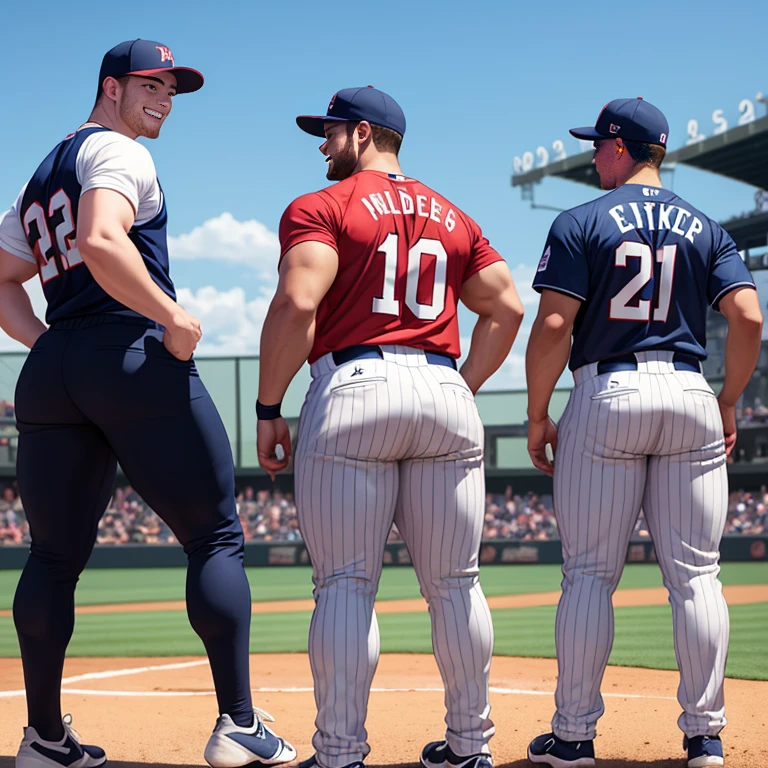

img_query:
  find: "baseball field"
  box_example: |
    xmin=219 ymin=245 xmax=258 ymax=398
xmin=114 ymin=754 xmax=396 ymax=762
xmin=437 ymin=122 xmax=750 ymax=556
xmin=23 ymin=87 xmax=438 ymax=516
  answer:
xmin=0 ymin=562 xmax=766 ymax=767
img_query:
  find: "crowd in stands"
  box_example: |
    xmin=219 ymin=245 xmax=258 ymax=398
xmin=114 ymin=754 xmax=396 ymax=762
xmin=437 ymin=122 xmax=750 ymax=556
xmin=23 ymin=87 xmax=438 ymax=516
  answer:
xmin=1 ymin=484 xmax=766 ymax=546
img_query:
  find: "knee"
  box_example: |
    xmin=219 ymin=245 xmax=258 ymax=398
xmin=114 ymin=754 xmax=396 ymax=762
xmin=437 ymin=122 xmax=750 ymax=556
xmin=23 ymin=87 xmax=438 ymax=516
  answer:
xmin=563 ymin=560 xmax=623 ymax=592
xmin=314 ymin=571 xmax=377 ymax=599
xmin=420 ymin=568 xmax=479 ymax=601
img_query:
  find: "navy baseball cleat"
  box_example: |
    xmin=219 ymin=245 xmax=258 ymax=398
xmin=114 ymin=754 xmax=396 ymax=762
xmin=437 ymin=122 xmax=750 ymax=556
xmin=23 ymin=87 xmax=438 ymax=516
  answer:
xmin=684 ymin=735 xmax=724 ymax=767
xmin=420 ymin=740 xmax=493 ymax=768
xmin=16 ymin=714 xmax=106 ymax=768
xmin=527 ymin=732 xmax=595 ymax=767
xmin=298 ymin=755 xmax=364 ymax=768
xmin=204 ymin=708 xmax=296 ymax=768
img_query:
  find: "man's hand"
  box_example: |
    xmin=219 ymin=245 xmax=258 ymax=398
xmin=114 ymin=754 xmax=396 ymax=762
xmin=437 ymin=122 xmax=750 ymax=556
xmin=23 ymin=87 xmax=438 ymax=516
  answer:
xmin=163 ymin=308 xmax=202 ymax=361
xmin=717 ymin=396 xmax=737 ymax=458
xmin=257 ymin=417 xmax=292 ymax=481
xmin=528 ymin=416 xmax=558 ymax=476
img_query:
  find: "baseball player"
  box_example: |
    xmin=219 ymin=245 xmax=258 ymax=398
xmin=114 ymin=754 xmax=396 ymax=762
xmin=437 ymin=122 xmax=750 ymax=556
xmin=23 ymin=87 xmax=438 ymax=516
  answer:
xmin=256 ymin=87 xmax=524 ymax=768
xmin=524 ymin=98 xmax=763 ymax=768
xmin=0 ymin=39 xmax=295 ymax=768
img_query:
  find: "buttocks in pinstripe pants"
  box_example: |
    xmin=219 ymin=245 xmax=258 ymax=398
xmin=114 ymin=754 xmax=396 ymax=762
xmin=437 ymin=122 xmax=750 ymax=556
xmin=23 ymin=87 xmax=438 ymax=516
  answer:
xmin=294 ymin=345 xmax=495 ymax=768
xmin=552 ymin=350 xmax=729 ymax=742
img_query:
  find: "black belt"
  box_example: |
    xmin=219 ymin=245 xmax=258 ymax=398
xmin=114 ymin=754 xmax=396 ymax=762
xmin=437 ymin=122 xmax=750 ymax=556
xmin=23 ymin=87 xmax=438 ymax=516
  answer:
xmin=331 ymin=344 xmax=457 ymax=370
xmin=596 ymin=352 xmax=701 ymax=375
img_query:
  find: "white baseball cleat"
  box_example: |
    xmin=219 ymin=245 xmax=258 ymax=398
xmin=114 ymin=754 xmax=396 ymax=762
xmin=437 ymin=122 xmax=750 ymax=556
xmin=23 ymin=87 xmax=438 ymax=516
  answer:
xmin=16 ymin=714 xmax=106 ymax=768
xmin=204 ymin=707 xmax=297 ymax=768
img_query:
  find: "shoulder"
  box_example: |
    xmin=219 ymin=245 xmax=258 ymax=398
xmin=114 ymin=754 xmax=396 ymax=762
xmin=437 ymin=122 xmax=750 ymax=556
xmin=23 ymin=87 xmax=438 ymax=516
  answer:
xmin=78 ymin=131 xmax=156 ymax=175
xmin=282 ymin=188 xmax=339 ymax=220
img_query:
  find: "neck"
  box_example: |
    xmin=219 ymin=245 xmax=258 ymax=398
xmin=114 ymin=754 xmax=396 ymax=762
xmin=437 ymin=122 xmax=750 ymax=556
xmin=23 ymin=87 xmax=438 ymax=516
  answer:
xmin=621 ymin=165 xmax=662 ymax=188
xmin=354 ymin=151 xmax=402 ymax=176
xmin=86 ymin=103 xmax=138 ymax=140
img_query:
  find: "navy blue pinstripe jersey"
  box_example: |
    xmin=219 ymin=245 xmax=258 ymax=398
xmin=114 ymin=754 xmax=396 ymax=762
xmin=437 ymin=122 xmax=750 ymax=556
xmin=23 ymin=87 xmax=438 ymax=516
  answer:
xmin=532 ymin=184 xmax=756 ymax=370
xmin=18 ymin=126 xmax=175 ymax=323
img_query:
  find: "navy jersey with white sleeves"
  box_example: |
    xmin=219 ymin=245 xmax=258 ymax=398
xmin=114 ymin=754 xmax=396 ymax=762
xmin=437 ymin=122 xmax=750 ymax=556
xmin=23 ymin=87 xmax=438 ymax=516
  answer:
xmin=532 ymin=183 xmax=756 ymax=370
xmin=0 ymin=125 xmax=175 ymax=324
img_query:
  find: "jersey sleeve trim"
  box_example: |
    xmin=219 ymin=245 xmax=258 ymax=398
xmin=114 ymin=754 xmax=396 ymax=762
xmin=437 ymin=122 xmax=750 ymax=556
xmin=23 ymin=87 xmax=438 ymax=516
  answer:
xmin=710 ymin=281 xmax=757 ymax=311
xmin=533 ymin=283 xmax=587 ymax=302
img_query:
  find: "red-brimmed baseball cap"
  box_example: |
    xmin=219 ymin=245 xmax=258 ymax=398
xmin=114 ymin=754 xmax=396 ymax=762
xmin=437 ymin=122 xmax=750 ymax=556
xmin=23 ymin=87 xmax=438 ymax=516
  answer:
xmin=98 ymin=39 xmax=204 ymax=95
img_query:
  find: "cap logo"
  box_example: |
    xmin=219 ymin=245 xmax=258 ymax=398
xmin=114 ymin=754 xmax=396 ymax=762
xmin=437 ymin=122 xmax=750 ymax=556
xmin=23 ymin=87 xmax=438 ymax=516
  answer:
xmin=609 ymin=123 xmax=621 ymax=134
xmin=155 ymin=46 xmax=175 ymax=65
xmin=328 ymin=93 xmax=337 ymax=113
xmin=660 ymin=132 xmax=667 ymax=143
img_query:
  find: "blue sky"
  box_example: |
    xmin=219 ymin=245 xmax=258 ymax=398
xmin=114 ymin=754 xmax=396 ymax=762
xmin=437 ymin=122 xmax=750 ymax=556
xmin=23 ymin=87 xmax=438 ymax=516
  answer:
xmin=1 ymin=0 xmax=765 ymax=387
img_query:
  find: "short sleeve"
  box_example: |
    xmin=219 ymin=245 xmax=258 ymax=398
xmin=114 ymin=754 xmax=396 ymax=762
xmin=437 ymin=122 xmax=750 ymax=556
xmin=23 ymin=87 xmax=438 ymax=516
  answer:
xmin=279 ymin=192 xmax=340 ymax=263
xmin=76 ymin=132 xmax=161 ymax=222
xmin=462 ymin=216 xmax=504 ymax=281
xmin=707 ymin=224 xmax=756 ymax=310
xmin=0 ymin=185 xmax=36 ymax=264
xmin=532 ymin=211 xmax=589 ymax=302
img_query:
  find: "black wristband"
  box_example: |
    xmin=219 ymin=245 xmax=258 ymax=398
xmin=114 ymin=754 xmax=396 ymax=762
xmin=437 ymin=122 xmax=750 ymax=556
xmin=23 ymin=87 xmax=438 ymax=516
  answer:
xmin=256 ymin=400 xmax=282 ymax=420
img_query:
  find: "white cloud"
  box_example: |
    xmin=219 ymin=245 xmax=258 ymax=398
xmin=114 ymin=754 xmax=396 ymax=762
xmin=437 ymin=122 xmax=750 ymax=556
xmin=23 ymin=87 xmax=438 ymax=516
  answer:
xmin=168 ymin=212 xmax=280 ymax=278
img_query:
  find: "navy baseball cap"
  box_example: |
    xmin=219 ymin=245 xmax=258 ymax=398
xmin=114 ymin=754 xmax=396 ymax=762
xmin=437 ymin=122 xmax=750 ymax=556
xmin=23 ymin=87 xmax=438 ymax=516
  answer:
xmin=297 ymin=86 xmax=406 ymax=138
xmin=98 ymin=39 xmax=204 ymax=95
xmin=570 ymin=98 xmax=669 ymax=146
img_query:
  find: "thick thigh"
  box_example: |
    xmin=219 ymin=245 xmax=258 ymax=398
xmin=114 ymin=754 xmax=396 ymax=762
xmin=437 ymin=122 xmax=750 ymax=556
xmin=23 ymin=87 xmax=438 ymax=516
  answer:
xmin=17 ymin=422 xmax=116 ymax=569
xmin=555 ymin=383 xmax=648 ymax=569
xmin=295 ymin=446 xmax=399 ymax=587
xmin=394 ymin=455 xmax=485 ymax=585
xmin=65 ymin=324 xmax=239 ymax=547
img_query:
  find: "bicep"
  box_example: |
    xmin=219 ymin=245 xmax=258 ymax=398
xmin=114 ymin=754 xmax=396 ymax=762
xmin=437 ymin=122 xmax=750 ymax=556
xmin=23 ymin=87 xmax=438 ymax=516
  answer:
xmin=77 ymin=188 xmax=136 ymax=242
xmin=534 ymin=288 xmax=582 ymax=327
xmin=276 ymin=240 xmax=339 ymax=310
xmin=719 ymin=285 xmax=762 ymax=325
xmin=0 ymin=248 xmax=39 ymax=284
xmin=460 ymin=261 xmax=517 ymax=316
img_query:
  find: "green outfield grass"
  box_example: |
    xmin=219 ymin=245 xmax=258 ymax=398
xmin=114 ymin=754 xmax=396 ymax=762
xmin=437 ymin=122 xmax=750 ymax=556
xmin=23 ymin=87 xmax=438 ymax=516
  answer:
xmin=0 ymin=601 xmax=764 ymax=679
xmin=0 ymin=562 xmax=765 ymax=679
xmin=0 ymin=561 xmax=765 ymax=610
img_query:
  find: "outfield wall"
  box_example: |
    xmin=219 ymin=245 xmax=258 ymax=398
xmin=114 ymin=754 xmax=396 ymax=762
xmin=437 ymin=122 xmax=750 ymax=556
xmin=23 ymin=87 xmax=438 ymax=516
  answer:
xmin=1 ymin=536 xmax=766 ymax=570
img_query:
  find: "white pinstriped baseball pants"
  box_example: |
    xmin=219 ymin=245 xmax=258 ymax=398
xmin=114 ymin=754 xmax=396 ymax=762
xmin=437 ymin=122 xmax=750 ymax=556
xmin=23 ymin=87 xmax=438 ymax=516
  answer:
xmin=294 ymin=345 xmax=495 ymax=767
xmin=551 ymin=351 xmax=729 ymax=741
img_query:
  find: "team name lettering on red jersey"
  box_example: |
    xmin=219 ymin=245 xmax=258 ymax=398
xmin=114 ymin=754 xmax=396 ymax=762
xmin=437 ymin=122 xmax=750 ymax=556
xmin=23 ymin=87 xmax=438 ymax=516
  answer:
xmin=360 ymin=191 xmax=456 ymax=232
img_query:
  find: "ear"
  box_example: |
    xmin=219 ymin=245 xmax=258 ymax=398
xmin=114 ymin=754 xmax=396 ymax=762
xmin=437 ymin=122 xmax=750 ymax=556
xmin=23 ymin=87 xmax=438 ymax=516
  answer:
xmin=101 ymin=76 xmax=121 ymax=103
xmin=356 ymin=120 xmax=374 ymax=145
xmin=616 ymin=138 xmax=626 ymax=156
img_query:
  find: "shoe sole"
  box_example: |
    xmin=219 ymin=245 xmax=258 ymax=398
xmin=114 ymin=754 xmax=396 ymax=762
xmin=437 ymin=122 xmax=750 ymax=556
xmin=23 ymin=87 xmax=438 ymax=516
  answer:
xmin=205 ymin=739 xmax=296 ymax=768
xmin=688 ymin=758 xmax=724 ymax=768
xmin=527 ymin=746 xmax=595 ymax=768
xmin=16 ymin=752 xmax=107 ymax=768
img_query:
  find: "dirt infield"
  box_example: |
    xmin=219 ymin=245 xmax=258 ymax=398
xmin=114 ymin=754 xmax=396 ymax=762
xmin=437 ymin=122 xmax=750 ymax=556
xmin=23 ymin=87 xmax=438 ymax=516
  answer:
xmin=0 ymin=653 xmax=764 ymax=767
xmin=1 ymin=584 xmax=766 ymax=618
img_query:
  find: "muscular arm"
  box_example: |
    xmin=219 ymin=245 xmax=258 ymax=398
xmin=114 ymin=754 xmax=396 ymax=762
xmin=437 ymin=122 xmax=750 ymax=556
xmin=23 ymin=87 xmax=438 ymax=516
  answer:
xmin=78 ymin=188 xmax=182 ymax=326
xmin=0 ymin=249 xmax=47 ymax=348
xmin=258 ymin=241 xmax=339 ymax=405
xmin=459 ymin=261 xmax=524 ymax=394
xmin=718 ymin=286 xmax=763 ymax=407
xmin=526 ymin=289 xmax=581 ymax=421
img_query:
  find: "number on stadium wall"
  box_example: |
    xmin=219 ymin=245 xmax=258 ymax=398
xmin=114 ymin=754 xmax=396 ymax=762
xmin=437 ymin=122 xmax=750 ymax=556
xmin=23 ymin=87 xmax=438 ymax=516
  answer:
xmin=372 ymin=233 xmax=447 ymax=320
xmin=609 ymin=242 xmax=677 ymax=322
xmin=22 ymin=190 xmax=82 ymax=282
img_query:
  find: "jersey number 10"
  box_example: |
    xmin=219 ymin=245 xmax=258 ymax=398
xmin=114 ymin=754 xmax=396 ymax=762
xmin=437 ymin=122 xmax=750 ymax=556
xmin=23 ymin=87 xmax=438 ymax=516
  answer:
xmin=372 ymin=233 xmax=447 ymax=320
xmin=609 ymin=242 xmax=677 ymax=322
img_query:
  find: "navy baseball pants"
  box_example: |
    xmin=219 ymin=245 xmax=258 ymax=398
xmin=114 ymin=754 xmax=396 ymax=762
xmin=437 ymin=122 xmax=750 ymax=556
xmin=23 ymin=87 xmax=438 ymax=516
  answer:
xmin=13 ymin=314 xmax=253 ymax=739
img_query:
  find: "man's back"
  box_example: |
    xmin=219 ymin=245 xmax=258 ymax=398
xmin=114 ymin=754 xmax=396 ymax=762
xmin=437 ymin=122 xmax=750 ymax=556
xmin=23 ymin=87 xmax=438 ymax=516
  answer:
xmin=279 ymin=169 xmax=502 ymax=362
xmin=534 ymin=183 xmax=754 ymax=369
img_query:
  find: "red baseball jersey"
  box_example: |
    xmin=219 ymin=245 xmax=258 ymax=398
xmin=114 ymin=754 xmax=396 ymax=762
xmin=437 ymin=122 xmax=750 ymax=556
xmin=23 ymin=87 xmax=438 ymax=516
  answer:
xmin=279 ymin=170 xmax=504 ymax=364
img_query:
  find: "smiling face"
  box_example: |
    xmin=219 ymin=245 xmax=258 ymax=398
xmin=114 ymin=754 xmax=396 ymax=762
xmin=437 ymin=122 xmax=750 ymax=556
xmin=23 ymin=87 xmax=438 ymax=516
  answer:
xmin=319 ymin=121 xmax=359 ymax=181
xmin=115 ymin=73 xmax=177 ymax=139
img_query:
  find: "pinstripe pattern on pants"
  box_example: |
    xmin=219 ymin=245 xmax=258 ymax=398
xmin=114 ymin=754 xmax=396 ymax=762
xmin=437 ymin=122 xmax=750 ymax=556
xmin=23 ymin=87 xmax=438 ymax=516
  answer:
xmin=295 ymin=345 xmax=495 ymax=767
xmin=552 ymin=351 xmax=729 ymax=742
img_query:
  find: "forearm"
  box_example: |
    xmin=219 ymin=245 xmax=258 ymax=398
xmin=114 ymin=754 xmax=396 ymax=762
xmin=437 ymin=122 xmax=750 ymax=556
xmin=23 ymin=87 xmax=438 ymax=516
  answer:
xmin=719 ymin=321 xmax=762 ymax=406
xmin=258 ymin=299 xmax=315 ymax=405
xmin=81 ymin=234 xmax=180 ymax=325
xmin=0 ymin=282 xmax=47 ymax=348
xmin=460 ymin=309 xmax=522 ymax=394
xmin=526 ymin=319 xmax=572 ymax=421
